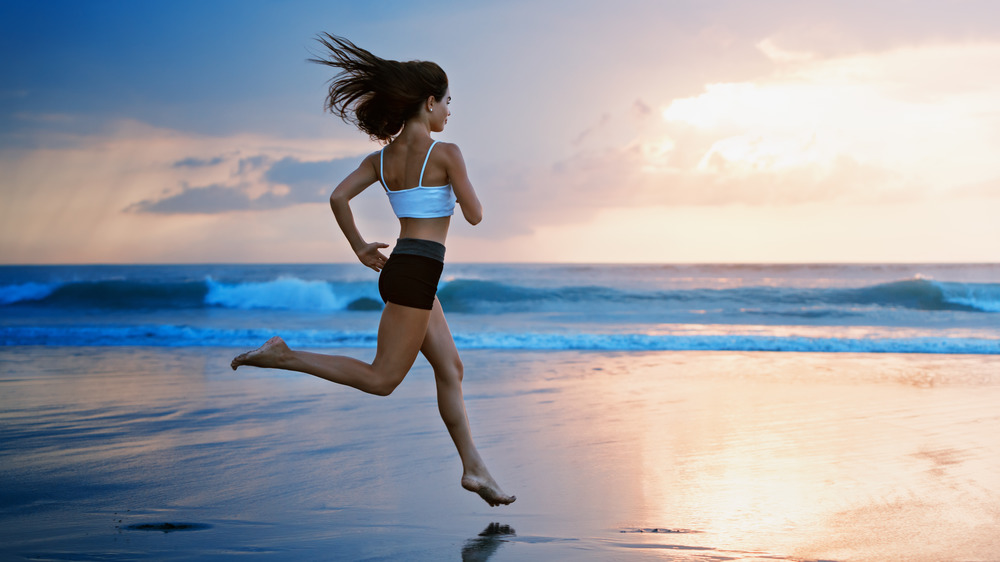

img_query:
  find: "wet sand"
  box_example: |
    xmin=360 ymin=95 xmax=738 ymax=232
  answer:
xmin=1 ymin=346 xmax=998 ymax=560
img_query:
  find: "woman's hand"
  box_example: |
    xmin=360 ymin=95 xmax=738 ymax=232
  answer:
xmin=356 ymin=241 xmax=390 ymax=272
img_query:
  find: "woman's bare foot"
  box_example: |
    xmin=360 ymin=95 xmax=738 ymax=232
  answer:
xmin=231 ymin=336 xmax=289 ymax=370
xmin=462 ymin=473 xmax=516 ymax=507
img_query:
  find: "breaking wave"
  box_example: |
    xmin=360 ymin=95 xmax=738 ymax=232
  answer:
xmin=2 ymin=276 xmax=998 ymax=314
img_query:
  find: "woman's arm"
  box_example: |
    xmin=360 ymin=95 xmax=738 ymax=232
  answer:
xmin=440 ymin=143 xmax=482 ymax=225
xmin=330 ymin=153 xmax=389 ymax=271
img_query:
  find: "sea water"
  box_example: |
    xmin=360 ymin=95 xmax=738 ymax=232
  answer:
xmin=3 ymin=264 xmax=1000 ymax=560
xmin=2 ymin=263 xmax=998 ymax=354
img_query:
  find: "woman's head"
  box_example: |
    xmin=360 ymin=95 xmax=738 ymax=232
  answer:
xmin=310 ymin=33 xmax=449 ymax=143
xmin=428 ymin=88 xmax=451 ymax=133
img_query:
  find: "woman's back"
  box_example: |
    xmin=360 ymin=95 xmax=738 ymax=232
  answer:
xmin=378 ymin=137 xmax=456 ymax=243
xmin=380 ymin=138 xmax=450 ymax=190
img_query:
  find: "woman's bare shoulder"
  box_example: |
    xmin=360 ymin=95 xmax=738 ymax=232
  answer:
xmin=434 ymin=141 xmax=465 ymax=162
xmin=355 ymin=150 xmax=382 ymax=171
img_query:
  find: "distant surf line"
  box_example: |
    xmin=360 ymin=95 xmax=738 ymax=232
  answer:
xmin=3 ymin=325 xmax=997 ymax=354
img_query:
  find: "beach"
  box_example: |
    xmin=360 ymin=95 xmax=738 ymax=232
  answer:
xmin=7 ymin=2 xmax=1000 ymax=559
xmin=2 ymin=345 xmax=998 ymax=560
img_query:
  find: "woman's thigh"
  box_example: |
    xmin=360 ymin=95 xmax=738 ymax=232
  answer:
xmin=420 ymin=298 xmax=461 ymax=377
xmin=371 ymin=302 xmax=432 ymax=377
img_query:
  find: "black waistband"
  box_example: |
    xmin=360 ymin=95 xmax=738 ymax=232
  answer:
xmin=391 ymin=238 xmax=446 ymax=262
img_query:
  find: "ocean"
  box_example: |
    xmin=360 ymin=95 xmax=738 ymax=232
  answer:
xmin=2 ymin=262 xmax=998 ymax=354
xmin=3 ymin=262 xmax=1000 ymax=560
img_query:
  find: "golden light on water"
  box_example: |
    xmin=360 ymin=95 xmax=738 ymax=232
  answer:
xmin=511 ymin=351 xmax=1000 ymax=559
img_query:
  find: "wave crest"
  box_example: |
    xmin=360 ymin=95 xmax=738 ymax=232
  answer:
xmin=0 ymin=282 xmax=59 ymax=305
xmin=839 ymin=278 xmax=1000 ymax=312
xmin=3 ymin=275 xmax=997 ymax=315
xmin=205 ymin=277 xmax=368 ymax=311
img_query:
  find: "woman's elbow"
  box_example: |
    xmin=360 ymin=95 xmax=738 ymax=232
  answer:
xmin=464 ymin=207 xmax=482 ymax=225
xmin=330 ymin=190 xmax=349 ymax=209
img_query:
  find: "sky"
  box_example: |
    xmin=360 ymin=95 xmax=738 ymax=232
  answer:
xmin=2 ymin=0 xmax=999 ymax=264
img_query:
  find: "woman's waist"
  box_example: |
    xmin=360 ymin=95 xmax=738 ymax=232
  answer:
xmin=396 ymin=217 xmax=449 ymax=245
xmin=390 ymin=237 xmax=446 ymax=262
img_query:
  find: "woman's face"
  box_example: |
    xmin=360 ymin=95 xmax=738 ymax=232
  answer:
xmin=431 ymin=88 xmax=451 ymax=132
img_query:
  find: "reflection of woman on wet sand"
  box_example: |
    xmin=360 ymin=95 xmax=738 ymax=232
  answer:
xmin=231 ymin=34 xmax=514 ymax=507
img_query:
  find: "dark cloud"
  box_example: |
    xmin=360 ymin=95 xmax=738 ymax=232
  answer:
xmin=172 ymin=156 xmax=225 ymax=168
xmin=238 ymin=155 xmax=270 ymax=175
xmin=572 ymin=113 xmax=612 ymax=147
xmin=128 ymin=155 xmax=362 ymax=214
xmin=126 ymin=183 xmax=255 ymax=214
xmin=632 ymin=99 xmax=652 ymax=116
xmin=265 ymin=156 xmax=359 ymax=191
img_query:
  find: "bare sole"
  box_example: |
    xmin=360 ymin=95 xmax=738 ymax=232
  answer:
xmin=462 ymin=476 xmax=516 ymax=507
xmin=231 ymin=336 xmax=286 ymax=370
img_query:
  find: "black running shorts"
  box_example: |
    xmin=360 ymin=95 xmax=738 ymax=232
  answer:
xmin=377 ymin=239 xmax=445 ymax=310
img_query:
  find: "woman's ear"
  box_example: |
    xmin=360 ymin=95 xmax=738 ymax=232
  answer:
xmin=426 ymin=95 xmax=436 ymax=113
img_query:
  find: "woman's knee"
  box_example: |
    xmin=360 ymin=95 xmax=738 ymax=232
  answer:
xmin=370 ymin=368 xmax=407 ymax=396
xmin=434 ymin=355 xmax=464 ymax=384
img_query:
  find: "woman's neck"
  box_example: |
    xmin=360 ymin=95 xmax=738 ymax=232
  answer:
xmin=396 ymin=118 xmax=432 ymax=143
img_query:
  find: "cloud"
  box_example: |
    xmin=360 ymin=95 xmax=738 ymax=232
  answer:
xmin=6 ymin=2 xmax=1000 ymax=263
xmin=500 ymin=41 xmax=1000 ymax=225
xmin=172 ymin=156 xmax=225 ymax=168
xmin=0 ymin=116 xmax=381 ymax=262
xmin=127 ymin=182 xmax=256 ymax=214
xmin=953 ymin=178 xmax=1000 ymax=199
xmin=238 ymin=155 xmax=269 ymax=175
xmin=128 ymin=155 xmax=361 ymax=214
xmin=459 ymin=41 xmax=1000 ymax=242
xmin=265 ymin=156 xmax=358 ymax=193
xmin=530 ymin=140 xmax=906 ymax=211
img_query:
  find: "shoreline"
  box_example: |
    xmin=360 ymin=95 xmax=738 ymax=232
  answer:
xmin=2 ymin=347 xmax=998 ymax=560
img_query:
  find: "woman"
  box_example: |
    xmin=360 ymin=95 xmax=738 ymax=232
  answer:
xmin=231 ymin=34 xmax=515 ymax=507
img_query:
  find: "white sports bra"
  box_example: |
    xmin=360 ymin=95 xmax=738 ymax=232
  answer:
xmin=379 ymin=141 xmax=456 ymax=219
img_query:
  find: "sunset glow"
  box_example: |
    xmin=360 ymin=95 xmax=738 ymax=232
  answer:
xmin=2 ymin=2 xmax=999 ymax=263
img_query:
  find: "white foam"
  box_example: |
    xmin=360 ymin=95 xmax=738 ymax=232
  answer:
xmin=937 ymin=281 xmax=1000 ymax=312
xmin=204 ymin=277 xmax=376 ymax=311
xmin=4 ymin=324 xmax=997 ymax=354
xmin=0 ymin=282 xmax=59 ymax=305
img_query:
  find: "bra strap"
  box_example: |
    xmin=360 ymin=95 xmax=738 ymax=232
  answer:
xmin=378 ymin=148 xmax=388 ymax=191
xmin=417 ymin=140 xmax=438 ymax=187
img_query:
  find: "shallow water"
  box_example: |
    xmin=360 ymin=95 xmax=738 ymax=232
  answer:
xmin=2 ymin=347 xmax=999 ymax=560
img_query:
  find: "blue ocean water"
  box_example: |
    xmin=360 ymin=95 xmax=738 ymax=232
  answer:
xmin=1 ymin=263 xmax=998 ymax=354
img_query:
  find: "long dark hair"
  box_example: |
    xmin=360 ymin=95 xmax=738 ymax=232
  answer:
xmin=309 ymin=33 xmax=449 ymax=143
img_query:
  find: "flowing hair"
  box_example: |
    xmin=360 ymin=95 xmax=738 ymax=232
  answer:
xmin=309 ymin=33 xmax=449 ymax=143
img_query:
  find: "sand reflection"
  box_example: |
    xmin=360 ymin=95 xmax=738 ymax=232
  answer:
xmin=461 ymin=523 xmax=516 ymax=562
xmin=492 ymin=351 xmax=1000 ymax=559
xmin=2 ymin=347 xmax=998 ymax=560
